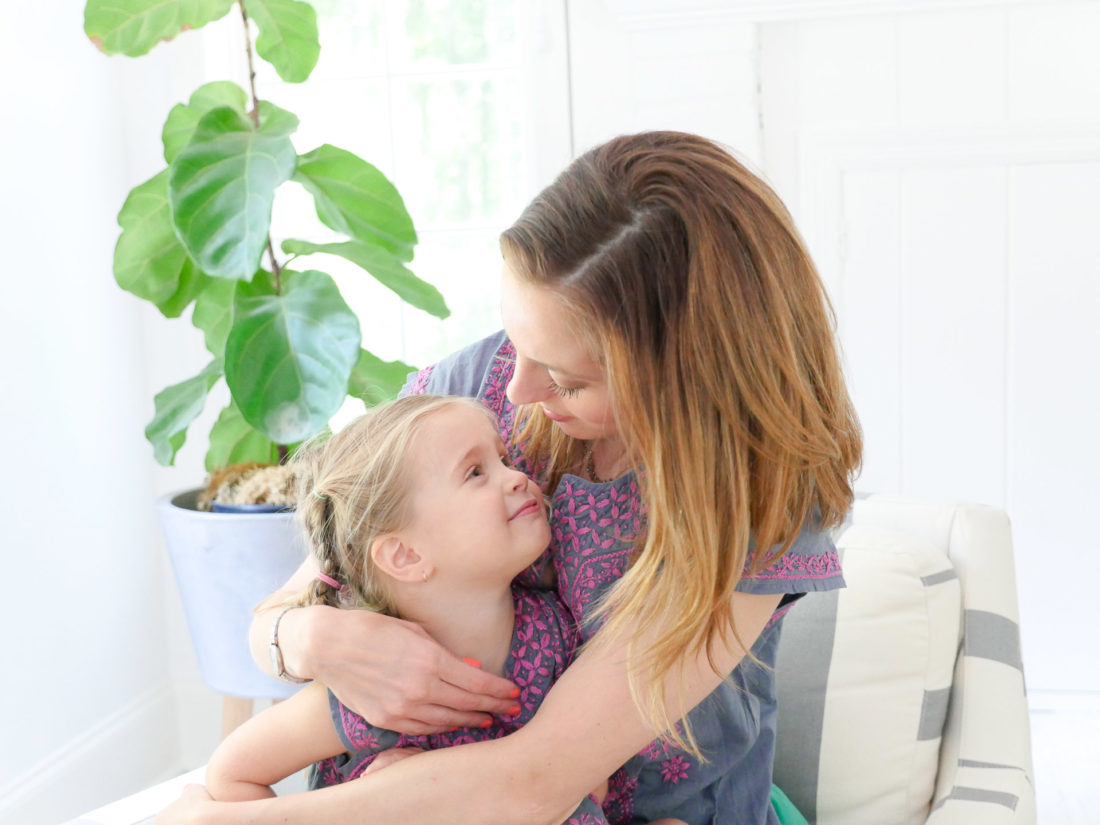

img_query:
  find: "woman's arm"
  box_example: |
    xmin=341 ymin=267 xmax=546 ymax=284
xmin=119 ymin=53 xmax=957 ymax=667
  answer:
xmin=169 ymin=590 xmax=782 ymax=825
xmin=204 ymin=682 xmax=342 ymax=801
xmin=248 ymin=557 xmax=520 ymax=733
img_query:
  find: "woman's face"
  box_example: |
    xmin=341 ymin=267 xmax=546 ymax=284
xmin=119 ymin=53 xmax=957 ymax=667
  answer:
xmin=500 ymin=262 xmax=618 ymax=442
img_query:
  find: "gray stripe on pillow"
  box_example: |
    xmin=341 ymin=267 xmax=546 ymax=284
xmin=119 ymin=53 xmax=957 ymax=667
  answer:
xmin=958 ymin=758 xmax=1025 ymax=771
xmin=921 ymin=569 xmax=958 ymax=586
xmin=774 ymin=574 xmax=842 ymax=824
xmin=964 ymin=610 xmax=1023 ymax=671
xmin=932 ymin=786 xmax=1019 ymax=811
xmin=918 ymin=687 xmax=952 ymax=740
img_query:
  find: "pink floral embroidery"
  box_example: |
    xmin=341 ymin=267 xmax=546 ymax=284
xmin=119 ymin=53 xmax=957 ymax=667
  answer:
xmin=550 ymin=477 xmax=643 ymax=635
xmin=659 ymin=755 xmax=691 ymax=784
xmin=603 ymin=769 xmax=638 ymax=824
xmin=746 ymin=548 xmax=842 ymax=580
xmin=406 ymin=365 xmax=434 ymax=395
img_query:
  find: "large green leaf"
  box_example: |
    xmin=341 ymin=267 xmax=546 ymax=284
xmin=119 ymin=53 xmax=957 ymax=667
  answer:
xmin=114 ymin=169 xmax=203 ymax=318
xmin=225 ymin=269 xmax=361 ymax=444
xmin=349 ymin=349 xmax=417 ymax=407
xmin=243 ymin=0 xmax=320 ymax=83
xmin=169 ymin=106 xmax=298 ymax=281
xmin=294 ymin=145 xmax=417 ymax=262
xmin=192 ymin=275 xmax=237 ymax=356
xmin=162 ymin=81 xmax=249 ymax=163
xmin=205 ymin=402 xmax=280 ymax=471
xmin=85 ymin=0 xmax=235 ymax=56
xmin=281 ymin=239 xmax=449 ymax=319
xmin=145 ymin=360 xmax=223 ymax=466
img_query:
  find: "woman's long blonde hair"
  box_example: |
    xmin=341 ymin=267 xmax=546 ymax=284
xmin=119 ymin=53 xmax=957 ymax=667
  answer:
xmin=292 ymin=395 xmax=490 ymax=615
xmin=500 ymin=131 xmax=862 ymax=750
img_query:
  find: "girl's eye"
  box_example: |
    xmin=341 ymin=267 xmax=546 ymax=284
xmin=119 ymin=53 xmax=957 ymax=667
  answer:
xmin=548 ymin=378 xmax=583 ymax=399
xmin=465 ymin=465 xmax=484 ymax=480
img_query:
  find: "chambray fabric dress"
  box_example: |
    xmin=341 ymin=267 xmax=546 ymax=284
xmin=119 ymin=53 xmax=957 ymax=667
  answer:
xmin=324 ymin=331 xmax=844 ymax=825
xmin=311 ymin=585 xmax=609 ymax=824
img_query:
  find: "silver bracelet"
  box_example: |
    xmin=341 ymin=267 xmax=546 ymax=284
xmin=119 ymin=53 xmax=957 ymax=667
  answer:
xmin=269 ymin=605 xmax=310 ymax=684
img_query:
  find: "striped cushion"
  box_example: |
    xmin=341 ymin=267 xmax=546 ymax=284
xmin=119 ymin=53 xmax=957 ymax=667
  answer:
xmin=775 ymin=523 xmax=962 ymax=825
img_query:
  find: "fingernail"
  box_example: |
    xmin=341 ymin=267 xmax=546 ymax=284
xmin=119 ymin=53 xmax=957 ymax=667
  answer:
xmin=508 ymin=704 xmax=521 ymax=717
xmin=463 ymin=657 xmax=482 ymax=668
xmin=509 ymin=687 xmax=521 ymax=699
xmin=447 ymin=727 xmax=458 ymax=733
xmin=479 ymin=718 xmax=493 ymax=728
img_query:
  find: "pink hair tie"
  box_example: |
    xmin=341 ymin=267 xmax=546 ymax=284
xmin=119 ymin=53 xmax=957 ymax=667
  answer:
xmin=316 ymin=572 xmax=343 ymax=589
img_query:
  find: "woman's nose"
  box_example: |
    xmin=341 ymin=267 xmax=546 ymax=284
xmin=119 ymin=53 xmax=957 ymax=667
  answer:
xmin=506 ymin=357 xmax=549 ymax=405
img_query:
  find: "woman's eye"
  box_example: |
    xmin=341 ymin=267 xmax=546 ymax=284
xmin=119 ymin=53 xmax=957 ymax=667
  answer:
xmin=548 ymin=378 xmax=582 ymax=399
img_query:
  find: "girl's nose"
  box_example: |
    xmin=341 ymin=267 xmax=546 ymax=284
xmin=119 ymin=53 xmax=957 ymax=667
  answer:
xmin=506 ymin=356 xmax=549 ymax=405
xmin=506 ymin=465 xmax=529 ymax=491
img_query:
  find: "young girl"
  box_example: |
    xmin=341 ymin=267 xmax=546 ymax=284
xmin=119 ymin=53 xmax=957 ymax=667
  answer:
xmin=199 ymin=395 xmax=617 ymax=823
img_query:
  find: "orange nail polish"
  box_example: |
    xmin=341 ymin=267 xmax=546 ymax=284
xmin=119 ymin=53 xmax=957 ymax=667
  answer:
xmin=447 ymin=727 xmax=459 ymax=733
xmin=463 ymin=657 xmax=482 ymax=668
xmin=508 ymin=704 xmax=521 ymax=717
xmin=479 ymin=718 xmax=494 ymax=728
xmin=509 ymin=687 xmax=521 ymax=699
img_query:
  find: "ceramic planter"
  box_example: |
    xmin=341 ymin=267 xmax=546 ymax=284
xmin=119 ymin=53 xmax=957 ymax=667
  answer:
xmin=157 ymin=489 xmax=308 ymax=699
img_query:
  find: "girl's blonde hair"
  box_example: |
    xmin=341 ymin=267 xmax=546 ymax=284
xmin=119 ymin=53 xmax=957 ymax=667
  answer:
xmin=500 ymin=131 xmax=863 ymax=751
xmin=292 ymin=394 xmax=491 ymax=615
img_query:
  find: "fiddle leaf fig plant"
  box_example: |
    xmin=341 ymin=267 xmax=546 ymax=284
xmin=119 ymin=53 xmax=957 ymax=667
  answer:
xmin=85 ymin=0 xmax=448 ymax=470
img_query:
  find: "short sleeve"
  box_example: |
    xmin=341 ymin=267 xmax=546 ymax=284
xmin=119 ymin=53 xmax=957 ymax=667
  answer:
xmin=736 ymin=522 xmax=845 ymax=596
xmin=399 ymin=330 xmax=509 ymax=399
xmin=327 ymin=689 xmax=385 ymax=752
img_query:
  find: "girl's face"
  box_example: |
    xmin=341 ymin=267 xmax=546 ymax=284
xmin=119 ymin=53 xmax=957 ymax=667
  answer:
xmin=403 ymin=404 xmax=550 ymax=585
xmin=500 ymin=262 xmax=618 ymax=443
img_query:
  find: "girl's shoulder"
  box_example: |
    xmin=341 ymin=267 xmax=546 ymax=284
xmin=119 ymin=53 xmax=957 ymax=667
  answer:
xmin=400 ymin=330 xmax=513 ymax=400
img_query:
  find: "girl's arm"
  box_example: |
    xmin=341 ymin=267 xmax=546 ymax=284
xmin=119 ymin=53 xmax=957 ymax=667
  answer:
xmin=247 ymin=557 xmax=520 ymax=733
xmin=205 ymin=682 xmax=342 ymax=801
xmin=166 ymin=590 xmax=782 ymax=825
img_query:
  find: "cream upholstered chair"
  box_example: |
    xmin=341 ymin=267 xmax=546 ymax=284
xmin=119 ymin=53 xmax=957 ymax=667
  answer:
xmin=773 ymin=494 xmax=1036 ymax=825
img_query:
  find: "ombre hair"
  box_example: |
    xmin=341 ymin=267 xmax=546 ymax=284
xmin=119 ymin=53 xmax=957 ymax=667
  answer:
xmin=291 ymin=395 xmax=493 ymax=616
xmin=500 ymin=131 xmax=862 ymax=751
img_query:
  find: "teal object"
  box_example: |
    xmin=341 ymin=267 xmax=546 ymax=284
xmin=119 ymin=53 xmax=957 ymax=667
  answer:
xmin=771 ymin=784 xmax=810 ymax=825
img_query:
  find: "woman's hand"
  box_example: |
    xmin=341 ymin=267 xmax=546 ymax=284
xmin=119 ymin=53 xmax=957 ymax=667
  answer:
xmin=249 ymin=558 xmax=520 ymax=734
xmin=153 ymin=784 xmax=214 ymax=825
xmin=269 ymin=602 xmax=520 ymax=733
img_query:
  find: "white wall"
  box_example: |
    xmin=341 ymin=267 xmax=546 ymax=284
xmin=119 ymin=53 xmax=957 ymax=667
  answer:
xmin=0 ymin=5 xmax=224 ymax=823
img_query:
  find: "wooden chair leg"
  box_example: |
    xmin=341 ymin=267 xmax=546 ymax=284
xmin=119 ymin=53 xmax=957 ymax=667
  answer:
xmin=221 ymin=695 xmax=254 ymax=739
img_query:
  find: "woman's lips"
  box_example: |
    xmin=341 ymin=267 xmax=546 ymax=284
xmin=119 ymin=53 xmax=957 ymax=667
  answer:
xmin=541 ymin=407 xmax=571 ymax=422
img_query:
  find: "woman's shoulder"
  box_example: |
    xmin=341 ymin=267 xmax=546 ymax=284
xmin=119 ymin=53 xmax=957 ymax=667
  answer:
xmin=399 ymin=330 xmax=512 ymax=399
xmin=737 ymin=519 xmax=845 ymax=595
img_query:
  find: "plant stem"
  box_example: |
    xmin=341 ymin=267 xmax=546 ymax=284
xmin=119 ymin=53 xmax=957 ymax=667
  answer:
xmin=238 ymin=0 xmax=283 ymax=294
xmin=277 ymin=444 xmax=289 ymax=465
xmin=238 ymin=0 xmax=260 ymax=129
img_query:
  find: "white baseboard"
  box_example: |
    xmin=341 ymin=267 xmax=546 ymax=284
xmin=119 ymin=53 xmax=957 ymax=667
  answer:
xmin=0 ymin=685 xmax=182 ymax=825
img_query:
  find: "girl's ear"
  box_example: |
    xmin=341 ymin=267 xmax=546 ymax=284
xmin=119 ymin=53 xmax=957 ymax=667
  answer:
xmin=371 ymin=535 xmax=434 ymax=583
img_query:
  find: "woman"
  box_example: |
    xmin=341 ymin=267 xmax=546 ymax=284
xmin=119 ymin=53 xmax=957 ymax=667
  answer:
xmin=163 ymin=130 xmax=861 ymax=825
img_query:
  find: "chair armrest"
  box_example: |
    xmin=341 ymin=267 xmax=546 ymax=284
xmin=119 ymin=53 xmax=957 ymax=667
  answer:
xmin=926 ymin=759 xmax=1037 ymax=824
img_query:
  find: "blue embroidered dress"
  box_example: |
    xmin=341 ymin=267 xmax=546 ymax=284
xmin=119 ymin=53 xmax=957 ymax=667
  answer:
xmin=320 ymin=331 xmax=844 ymax=825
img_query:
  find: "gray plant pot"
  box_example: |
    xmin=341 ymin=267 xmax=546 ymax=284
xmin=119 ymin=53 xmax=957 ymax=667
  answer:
xmin=157 ymin=489 xmax=308 ymax=699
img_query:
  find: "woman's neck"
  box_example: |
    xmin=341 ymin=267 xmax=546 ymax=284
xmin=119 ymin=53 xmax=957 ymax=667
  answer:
xmin=393 ymin=583 xmax=517 ymax=676
xmin=587 ymin=436 xmax=631 ymax=482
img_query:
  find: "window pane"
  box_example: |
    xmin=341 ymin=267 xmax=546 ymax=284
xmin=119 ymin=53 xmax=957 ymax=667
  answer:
xmin=391 ymin=76 xmax=526 ymax=225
